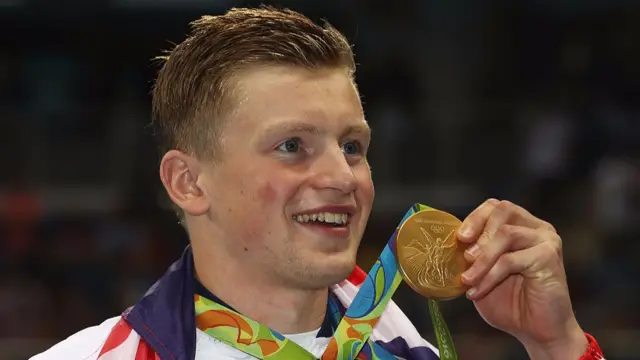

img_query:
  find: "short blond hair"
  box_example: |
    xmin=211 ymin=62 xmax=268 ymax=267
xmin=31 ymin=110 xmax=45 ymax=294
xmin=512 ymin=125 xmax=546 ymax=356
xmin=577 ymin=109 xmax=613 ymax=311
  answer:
xmin=151 ymin=5 xmax=355 ymax=160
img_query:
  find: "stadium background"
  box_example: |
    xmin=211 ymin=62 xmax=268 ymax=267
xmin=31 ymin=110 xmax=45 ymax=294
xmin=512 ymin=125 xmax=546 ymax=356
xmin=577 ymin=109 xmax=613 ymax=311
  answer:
xmin=0 ymin=1 xmax=638 ymax=359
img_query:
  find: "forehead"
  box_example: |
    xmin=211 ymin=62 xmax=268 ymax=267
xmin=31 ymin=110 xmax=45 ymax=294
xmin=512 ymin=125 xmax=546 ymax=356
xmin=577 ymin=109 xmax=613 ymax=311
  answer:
xmin=227 ymin=65 xmax=366 ymax=133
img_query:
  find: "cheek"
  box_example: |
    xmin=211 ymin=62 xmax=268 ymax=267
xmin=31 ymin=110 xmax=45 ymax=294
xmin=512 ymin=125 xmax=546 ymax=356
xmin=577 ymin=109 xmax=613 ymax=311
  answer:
xmin=228 ymin=187 xmax=270 ymax=247
xmin=257 ymin=182 xmax=278 ymax=205
xmin=237 ymin=179 xmax=295 ymax=243
xmin=215 ymin=178 xmax=271 ymax=243
xmin=255 ymin=174 xmax=300 ymax=210
xmin=356 ymin=169 xmax=375 ymax=207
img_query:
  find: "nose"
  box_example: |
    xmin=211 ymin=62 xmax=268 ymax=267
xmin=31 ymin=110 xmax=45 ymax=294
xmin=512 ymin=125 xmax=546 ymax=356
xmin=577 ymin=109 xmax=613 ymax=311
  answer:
xmin=311 ymin=146 xmax=358 ymax=194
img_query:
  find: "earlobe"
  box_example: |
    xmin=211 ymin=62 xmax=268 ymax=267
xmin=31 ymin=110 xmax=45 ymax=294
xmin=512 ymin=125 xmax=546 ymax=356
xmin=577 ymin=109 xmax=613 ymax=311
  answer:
xmin=159 ymin=150 xmax=210 ymax=217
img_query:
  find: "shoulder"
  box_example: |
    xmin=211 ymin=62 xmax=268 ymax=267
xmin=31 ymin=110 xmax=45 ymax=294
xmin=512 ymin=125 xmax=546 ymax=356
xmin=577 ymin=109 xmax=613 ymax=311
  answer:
xmin=30 ymin=316 xmax=122 ymax=360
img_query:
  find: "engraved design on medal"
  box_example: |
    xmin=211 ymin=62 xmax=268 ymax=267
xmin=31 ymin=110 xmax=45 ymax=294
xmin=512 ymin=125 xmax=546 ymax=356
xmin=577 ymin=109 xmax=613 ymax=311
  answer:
xmin=403 ymin=225 xmax=457 ymax=288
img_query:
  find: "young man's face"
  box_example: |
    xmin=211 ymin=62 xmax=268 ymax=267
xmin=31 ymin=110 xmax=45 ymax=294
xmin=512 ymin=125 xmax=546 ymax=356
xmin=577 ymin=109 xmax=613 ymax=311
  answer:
xmin=203 ymin=65 xmax=374 ymax=288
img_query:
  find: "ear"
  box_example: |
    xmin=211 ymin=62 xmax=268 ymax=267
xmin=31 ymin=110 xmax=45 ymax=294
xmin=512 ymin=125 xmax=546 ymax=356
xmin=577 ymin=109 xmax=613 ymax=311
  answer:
xmin=159 ymin=150 xmax=210 ymax=217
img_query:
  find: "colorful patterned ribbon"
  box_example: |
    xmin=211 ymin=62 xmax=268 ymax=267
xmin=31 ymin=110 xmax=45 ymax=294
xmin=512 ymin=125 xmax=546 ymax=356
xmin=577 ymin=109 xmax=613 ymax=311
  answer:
xmin=195 ymin=294 xmax=317 ymax=359
xmin=194 ymin=204 xmax=457 ymax=360
xmin=320 ymin=204 xmax=427 ymax=359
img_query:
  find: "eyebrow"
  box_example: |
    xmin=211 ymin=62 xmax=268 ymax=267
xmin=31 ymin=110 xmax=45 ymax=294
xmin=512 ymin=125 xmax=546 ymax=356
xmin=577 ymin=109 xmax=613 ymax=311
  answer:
xmin=263 ymin=122 xmax=371 ymax=138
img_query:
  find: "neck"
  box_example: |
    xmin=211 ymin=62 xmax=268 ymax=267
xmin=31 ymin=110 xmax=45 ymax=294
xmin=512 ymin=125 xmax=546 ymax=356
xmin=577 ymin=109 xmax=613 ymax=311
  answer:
xmin=192 ymin=241 xmax=328 ymax=335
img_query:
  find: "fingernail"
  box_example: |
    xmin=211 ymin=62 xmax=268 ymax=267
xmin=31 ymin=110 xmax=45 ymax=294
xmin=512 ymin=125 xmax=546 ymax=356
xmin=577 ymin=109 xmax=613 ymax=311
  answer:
xmin=466 ymin=244 xmax=481 ymax=258
xmin=462 ymin=269 xmax=474 ymax=282
xmin=466 ymin=287 xmax=477 ymax=299
xmin=458 ymin=224 xmax=472 ymax=238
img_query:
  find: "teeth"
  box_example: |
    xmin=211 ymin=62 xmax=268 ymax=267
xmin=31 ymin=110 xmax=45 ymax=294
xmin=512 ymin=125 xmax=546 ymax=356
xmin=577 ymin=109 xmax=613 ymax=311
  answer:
xmin=294 ymin=212 xmax=349 ymax=225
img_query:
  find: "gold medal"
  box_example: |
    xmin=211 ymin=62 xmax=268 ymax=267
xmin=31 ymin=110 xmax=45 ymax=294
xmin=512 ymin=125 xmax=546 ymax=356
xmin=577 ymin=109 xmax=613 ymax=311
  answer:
xmin=395 ymin=209 xmax=470 ymax=300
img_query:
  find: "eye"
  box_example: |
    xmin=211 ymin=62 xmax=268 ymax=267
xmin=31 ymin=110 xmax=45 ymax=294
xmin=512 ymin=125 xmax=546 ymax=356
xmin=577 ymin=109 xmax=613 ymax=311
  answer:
xmin=277 ymin=138 xmax=302 ymax=153
xmin=342 ymin=140 xmax=362 ymax=155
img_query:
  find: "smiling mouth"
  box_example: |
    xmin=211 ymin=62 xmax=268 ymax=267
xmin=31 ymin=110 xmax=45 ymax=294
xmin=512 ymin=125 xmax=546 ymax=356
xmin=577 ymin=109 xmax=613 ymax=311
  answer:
xmin=292 ymin=212 xmax=349 ymax=227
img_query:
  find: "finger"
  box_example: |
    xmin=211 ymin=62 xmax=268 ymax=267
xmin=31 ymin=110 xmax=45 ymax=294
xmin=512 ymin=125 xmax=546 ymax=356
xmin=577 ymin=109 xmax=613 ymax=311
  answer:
xmin=482 ymin=201 xmax=555 ymax=241
xmin=465 ymin=245 xmax=541 ymax=300
xmin=457 ymin=198 xmax=500 ymax=243
xmin=462 ymin=225 xmax=546 ymax=285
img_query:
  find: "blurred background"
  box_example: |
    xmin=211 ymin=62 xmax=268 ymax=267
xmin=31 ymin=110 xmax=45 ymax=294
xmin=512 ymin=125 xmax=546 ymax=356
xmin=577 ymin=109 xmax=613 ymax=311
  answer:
xmin=0 ymin=0 xmax=638 ymax=359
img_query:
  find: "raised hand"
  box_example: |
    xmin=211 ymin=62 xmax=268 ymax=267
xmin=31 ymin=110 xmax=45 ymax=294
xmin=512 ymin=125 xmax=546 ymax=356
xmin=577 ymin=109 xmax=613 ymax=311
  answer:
xmin=457 ymin=199 xmax=588 ymax=360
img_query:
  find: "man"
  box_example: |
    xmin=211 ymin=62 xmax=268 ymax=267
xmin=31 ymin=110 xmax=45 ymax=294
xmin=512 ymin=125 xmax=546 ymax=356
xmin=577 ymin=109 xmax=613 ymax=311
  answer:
xmin=32 ymin=6 xmax=604 ymax=360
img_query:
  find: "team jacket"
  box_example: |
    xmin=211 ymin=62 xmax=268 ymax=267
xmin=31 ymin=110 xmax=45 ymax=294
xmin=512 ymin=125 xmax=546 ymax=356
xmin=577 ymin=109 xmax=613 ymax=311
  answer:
xmin=31 ymin=247 xmax=604 ymax=360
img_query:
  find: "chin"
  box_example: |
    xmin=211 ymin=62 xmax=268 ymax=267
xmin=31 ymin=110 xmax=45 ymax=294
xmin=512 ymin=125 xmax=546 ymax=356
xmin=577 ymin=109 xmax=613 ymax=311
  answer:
xmin=307 ymin=251 xmax=357 ymax=287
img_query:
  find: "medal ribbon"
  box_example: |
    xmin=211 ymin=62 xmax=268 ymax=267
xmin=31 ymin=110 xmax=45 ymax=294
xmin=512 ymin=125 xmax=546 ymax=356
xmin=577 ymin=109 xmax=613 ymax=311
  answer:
xmin=195 ymin=204 xmax=458 ymax=359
